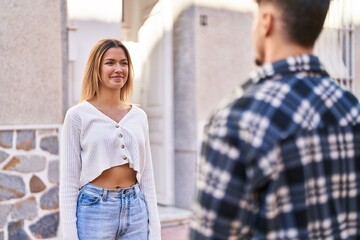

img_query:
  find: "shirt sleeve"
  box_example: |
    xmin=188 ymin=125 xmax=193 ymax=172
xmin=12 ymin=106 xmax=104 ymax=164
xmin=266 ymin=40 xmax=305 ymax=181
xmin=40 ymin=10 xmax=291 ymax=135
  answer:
xmin=190 ymin=118 xmax=259 ymax=239
xmin=139 ymin=118 xmax=162 ymax=240
xmin=59 ymin=110 xmax=82 ymax=240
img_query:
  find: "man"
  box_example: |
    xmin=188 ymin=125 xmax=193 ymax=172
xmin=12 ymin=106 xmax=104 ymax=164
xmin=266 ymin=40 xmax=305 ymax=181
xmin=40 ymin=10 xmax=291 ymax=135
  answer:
xmin=191 ymin=0 xmax=360 ymax=239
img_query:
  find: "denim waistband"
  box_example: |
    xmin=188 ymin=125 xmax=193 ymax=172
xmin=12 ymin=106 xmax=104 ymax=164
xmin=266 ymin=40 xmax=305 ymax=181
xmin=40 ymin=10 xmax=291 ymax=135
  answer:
xmin=80 ymin=183 xmax=141 ymax=200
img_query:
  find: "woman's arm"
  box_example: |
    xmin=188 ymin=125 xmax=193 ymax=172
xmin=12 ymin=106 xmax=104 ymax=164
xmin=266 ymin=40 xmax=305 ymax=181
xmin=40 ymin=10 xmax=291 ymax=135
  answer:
xmin=59 ymin=110 xmax=82 ymax=240
xmin=140 ymin=119 xmax=162 ymax=240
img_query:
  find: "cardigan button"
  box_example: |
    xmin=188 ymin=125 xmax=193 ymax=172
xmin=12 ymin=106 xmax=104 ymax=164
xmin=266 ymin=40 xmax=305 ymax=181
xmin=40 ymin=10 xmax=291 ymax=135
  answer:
xmin=122 ymin=156 xmax=127 ymax=160
xmin=121 ymin=144 xmax=125 ymax=149
xmin=115 ymin=124 xmax=119 ymax=128
xmin=119 ymin=133 xmax=123 ymax=138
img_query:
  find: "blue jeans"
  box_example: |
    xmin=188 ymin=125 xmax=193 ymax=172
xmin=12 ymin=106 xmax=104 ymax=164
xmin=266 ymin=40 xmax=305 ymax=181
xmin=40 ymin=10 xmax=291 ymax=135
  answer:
xmin=76 ymin=183 xmax=149 ymax=240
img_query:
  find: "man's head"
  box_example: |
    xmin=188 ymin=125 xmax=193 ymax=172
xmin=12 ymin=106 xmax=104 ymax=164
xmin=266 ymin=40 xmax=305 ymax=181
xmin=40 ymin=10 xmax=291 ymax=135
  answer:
xmin=253 ymin=0 xmax=330 ymax=65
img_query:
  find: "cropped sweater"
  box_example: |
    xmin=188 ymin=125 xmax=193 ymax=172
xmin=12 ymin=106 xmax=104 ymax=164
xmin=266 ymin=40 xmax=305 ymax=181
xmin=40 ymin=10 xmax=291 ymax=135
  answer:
xmin=59 ymin=101 xmax=161 ymax=240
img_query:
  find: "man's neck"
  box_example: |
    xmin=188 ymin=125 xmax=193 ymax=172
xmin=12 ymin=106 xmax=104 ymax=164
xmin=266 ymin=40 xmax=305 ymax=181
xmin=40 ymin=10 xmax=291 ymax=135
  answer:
xmin=264 ymin=41 xmax=314 ymax=64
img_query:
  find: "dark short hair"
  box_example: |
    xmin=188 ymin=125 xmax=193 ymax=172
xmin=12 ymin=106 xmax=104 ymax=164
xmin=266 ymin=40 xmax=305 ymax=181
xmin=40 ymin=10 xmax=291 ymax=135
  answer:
xmin=256 ymin=0 xmax=330 ymax=47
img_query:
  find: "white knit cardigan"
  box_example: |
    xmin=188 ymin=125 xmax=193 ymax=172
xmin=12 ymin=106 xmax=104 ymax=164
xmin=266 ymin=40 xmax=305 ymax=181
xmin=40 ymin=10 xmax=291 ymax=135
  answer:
xmin=60 ymin=101 xmax=161 ymax=240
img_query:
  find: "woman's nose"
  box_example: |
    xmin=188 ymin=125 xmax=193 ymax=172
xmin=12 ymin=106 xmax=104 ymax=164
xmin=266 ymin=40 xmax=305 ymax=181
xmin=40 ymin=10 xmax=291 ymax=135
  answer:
xmin=115 ymin=64 xmax=123 ymax=72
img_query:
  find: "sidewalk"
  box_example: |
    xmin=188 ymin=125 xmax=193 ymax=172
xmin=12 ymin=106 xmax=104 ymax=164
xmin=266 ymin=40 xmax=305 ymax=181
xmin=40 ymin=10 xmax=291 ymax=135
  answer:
xmin=162 ymin=223 xmax=190 ymax=240
xmin=159 ymin=206 xmax=191 ymax=240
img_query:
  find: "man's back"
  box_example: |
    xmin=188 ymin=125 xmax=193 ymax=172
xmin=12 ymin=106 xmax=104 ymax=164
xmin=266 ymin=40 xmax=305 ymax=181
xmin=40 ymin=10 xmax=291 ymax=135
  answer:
xmin=191 ymin=55 xmax=360 ymax=239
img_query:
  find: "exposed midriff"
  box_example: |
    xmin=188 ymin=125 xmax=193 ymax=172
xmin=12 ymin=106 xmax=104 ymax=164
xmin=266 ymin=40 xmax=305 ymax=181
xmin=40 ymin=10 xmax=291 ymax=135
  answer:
xmin=90 ymin=163 xmax=137 ymax=189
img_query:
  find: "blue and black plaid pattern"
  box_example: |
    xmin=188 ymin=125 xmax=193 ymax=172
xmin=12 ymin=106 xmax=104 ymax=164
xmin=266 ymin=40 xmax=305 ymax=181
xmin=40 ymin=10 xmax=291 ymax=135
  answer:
xmin=191 ymin=55 xmax=360 ymax=239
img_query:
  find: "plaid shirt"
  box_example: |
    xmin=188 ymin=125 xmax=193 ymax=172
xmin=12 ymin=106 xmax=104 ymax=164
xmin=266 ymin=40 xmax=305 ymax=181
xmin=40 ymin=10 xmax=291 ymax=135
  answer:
xmin=190 ymin=55 xmax=360 ymax=240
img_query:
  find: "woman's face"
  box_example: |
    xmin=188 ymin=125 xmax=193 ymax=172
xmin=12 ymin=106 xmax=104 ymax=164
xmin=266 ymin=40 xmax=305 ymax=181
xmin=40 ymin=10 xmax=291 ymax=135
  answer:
xmin=99 ymin=47 xmax=129 ymax=91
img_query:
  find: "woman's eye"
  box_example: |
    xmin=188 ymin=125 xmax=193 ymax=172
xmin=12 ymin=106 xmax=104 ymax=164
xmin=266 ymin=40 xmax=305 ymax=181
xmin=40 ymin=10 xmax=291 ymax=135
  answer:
xmin=122 ymin=62 xmax=128 ymax=66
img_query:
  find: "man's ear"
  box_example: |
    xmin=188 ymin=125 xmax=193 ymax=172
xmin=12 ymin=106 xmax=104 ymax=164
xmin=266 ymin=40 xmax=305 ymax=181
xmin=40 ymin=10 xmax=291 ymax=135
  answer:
xmin=261 ymin=11 xmax=274 ymax=37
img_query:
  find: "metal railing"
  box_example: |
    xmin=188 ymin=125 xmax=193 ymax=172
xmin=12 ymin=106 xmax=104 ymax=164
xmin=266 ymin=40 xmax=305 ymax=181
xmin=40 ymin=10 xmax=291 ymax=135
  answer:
xmin=315 ymin=0 xmax=355 ymax=92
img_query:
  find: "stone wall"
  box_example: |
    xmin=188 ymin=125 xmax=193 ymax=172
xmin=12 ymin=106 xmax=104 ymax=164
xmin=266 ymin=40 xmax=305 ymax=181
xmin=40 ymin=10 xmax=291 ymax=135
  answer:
xmin=0 ymin=127 xmax=60 ymax=239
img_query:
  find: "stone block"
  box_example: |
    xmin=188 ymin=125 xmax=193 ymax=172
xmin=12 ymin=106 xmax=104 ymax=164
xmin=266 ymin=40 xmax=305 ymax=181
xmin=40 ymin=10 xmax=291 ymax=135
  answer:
xmin=29 ymin=212 xmax=59 ymax=239
xmin=0 ymin=131 xmax=13 ymax=149
xmin=40 ymin=136 xmax=59 ymax=155
xmin=0 ymin=150 xmax=9 ymax=163
xmin=0 ymin=205 xmax=11 ymax=228
xmin=0 ymin=173 xmax=26 ymax=201
xmin=3 ymin=155 xmax=46 ymax=173
xmin=40 ymin=186 xmax=59 ymax=210
xmin=10 ymin=196 xmax=37 ymax=221
xmin=48 ymin=160 xmax=59 ymax=184
xmin=8 ymin=220 xmax=31 ymax=240
xmin=38 ymin=129 xmax=58 ymax=136
xmin=16 ymin=130 xmax=35 ymax=151
xmin=30 ymin=175 xmax=46 ymax=193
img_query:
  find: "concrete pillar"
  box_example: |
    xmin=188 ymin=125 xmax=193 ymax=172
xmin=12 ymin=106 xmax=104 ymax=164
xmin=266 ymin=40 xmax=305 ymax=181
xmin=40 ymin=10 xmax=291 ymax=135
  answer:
xmin=173 ymin=2 xmax=197 ymax=210
xmin=173 ymin=1 xmax=255 ymax=209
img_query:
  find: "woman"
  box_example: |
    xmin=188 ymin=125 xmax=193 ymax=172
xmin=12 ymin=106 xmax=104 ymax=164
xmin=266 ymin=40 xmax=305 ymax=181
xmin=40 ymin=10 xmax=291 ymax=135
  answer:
xmin=60 ymin=39 xmax=161 ymax=240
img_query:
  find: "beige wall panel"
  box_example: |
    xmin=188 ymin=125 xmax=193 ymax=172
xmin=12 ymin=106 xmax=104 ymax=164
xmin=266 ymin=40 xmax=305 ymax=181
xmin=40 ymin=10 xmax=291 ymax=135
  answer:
xmin=0 ymin=0 xmax=64 ymax=125
xmin=195 ymin=8 xmax=255 ymax=121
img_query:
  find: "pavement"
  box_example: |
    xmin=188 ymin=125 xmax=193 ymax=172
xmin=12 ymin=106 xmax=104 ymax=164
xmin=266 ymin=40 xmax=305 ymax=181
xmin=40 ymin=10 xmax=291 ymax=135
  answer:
xmin=159 ymin=206 xmax=192 ymax=240
xmin=161 ymin=223 xmax=190 ymax=240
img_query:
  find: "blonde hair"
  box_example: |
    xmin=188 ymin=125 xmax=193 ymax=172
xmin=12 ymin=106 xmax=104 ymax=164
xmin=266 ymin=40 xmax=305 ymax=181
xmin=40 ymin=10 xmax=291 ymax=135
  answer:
xmin=80 ymin=39 xmax=134 ymax=102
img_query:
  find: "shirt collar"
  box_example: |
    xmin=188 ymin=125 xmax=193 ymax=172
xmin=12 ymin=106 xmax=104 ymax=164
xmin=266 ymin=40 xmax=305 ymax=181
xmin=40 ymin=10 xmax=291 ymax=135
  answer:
xmin=243 ymin=54 xmax=329 ymax=90
xmin=217 ymin=54 xmax=329 ymax=111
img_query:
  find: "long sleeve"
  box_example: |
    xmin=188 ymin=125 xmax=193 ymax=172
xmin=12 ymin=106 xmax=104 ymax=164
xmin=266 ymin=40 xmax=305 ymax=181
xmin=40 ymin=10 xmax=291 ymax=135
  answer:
xmin=190 ymin=116 xmax=258 ymax=239
xmin=140 ymin=121 xmax=161 ymax=240
xmin=60 ymin=110 xmax=82 ymax=240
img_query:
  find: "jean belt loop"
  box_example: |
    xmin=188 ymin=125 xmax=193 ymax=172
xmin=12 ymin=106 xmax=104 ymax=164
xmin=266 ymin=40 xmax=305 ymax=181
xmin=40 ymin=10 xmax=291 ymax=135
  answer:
xmin=132 ymin=185 xmax=137 ymax=199
xmin=102 ymin=189 xmax=108 ymax=202
xmin=134 ymin=184 xmax=140 ymax=198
